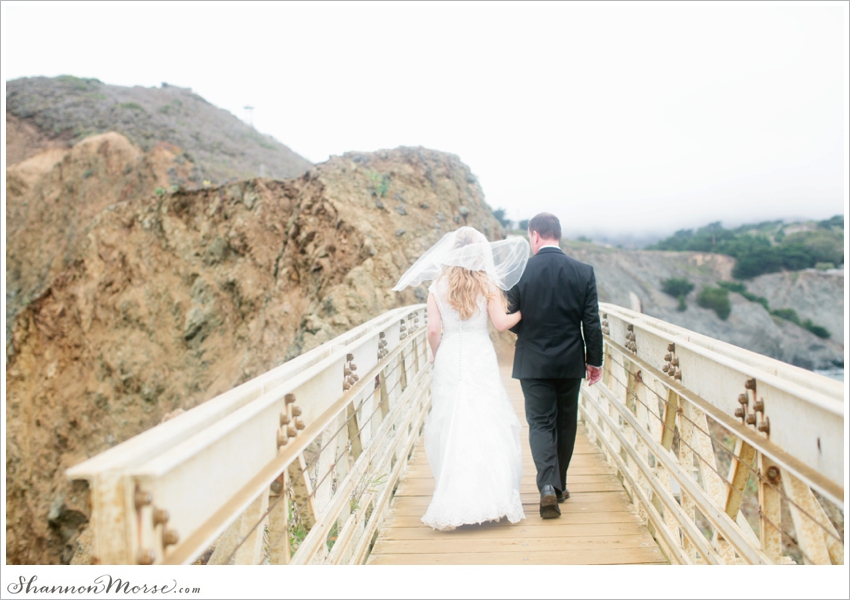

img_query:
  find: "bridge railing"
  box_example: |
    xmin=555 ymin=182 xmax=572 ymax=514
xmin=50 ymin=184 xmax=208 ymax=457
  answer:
xmin=67 ymin=305 xmax=431 ymax=565
xmin=580 ymin=303 xmax=845 ymax=565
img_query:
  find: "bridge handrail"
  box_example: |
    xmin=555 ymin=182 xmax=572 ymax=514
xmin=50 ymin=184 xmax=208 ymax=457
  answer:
xmin=67 ymin=305 xmax=431 ymax=565
xmin=580 ymin=303 xmax=844 ymax=565
xmin=66 ymin=302 xmax=843 ymax=566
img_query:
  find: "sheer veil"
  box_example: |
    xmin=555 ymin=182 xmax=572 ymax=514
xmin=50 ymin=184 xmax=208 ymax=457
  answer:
xmin=392 ymin=227 xmax=530 ymax=292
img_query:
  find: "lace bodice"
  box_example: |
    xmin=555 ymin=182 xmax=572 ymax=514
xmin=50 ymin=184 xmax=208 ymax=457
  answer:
xmin=429 ymin=277 xmax=490 ymax=335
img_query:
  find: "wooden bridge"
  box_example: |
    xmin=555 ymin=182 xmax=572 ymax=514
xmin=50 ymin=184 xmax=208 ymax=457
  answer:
xmin=368 ymin=364 xmax=666 ymax=565
xmin=67 ymin=304 xmax=845 ymax=566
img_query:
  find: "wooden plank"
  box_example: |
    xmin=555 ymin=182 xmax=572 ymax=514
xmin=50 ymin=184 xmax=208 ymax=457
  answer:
xmin=375 ymin=522 xmax=652 ymax=540
xmin=385 ymin=500 xmax=640 ymax=518
xmin=373 ymin=534 xmax=660 ymax=555
xmin=396 ymin=481 xmax=626 ymax=496
xmin=390 ymin=491 xmax=632 ymax=508
xmin=367 ymin=548 xmax=667 ymax=565
xmin=382 ymin=511 xmax=643 ymax=529
xmin=401 ymin=468 xmax=616 ymax=480
xmin=365 ymin=364 xmax=666 ymax=566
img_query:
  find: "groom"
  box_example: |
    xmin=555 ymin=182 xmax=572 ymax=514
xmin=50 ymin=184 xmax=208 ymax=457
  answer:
xmin=507 ymin=213 xmax=603 ymax=519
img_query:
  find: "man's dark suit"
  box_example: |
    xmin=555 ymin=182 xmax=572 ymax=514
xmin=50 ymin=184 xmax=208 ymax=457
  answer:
xmin=507 ymin=246 xmax=603 ymax=495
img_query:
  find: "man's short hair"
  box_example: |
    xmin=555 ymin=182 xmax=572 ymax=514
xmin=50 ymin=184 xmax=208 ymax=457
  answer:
xmin=528 ymin=212 xmax=561 ymax=241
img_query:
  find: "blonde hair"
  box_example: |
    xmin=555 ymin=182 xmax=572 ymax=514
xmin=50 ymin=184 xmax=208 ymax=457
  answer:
xmin=443 ymin=267 xmax=494 ymax=320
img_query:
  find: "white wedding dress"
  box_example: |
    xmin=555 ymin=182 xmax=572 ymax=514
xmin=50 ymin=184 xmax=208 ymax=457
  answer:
xmin=421 ymin=277 xmax=525 ymax=530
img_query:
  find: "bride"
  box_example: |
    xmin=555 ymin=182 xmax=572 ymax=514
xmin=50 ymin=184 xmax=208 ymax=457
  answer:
xmin=393 ymin=227 xmax=530 ymax=530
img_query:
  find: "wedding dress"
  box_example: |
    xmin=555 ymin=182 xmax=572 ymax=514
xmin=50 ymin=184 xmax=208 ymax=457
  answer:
xmin=421 ymin=276 xmax=525 ymax=530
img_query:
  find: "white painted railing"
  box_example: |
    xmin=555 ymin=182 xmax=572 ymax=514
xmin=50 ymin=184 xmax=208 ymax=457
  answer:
xmin=580 ymin=303 xmax=845 ymax=565
xmin=68 ymin=302 xmax=844 ymax=565
xmin=67 ymin=305 xmax=431 ymax=565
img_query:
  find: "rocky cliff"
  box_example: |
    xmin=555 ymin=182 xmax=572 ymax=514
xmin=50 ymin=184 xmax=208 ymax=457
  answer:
xmin=5 ymin=140 xmax=503 ymax=565
xmin=564 ymin=240 xmax=844 ymax=370
xmin=6 ymin=76 xmax=312 ymax=181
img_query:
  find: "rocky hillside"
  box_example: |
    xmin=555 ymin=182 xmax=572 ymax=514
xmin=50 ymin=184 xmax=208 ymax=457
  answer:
xmin=563 ymin=240 xmax=844 ymax=371
xmin=6 ymin=76 xmax=312 ymax=182
xmin=5 ymin=141 xmax=503 ymax=565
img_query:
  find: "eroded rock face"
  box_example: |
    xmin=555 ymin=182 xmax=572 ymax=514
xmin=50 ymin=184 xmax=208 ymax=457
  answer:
xmin=564 ymin=243 xmax=844 ymax=370
xmin=5 ymin=132 xmax=197 ymax=356
xmin=745 ymin=269 xmax=844 ymax=342
xmin=5 ymin=142 xmax=503 ymax=564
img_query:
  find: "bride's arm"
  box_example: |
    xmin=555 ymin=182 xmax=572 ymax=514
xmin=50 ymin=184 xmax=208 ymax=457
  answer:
xmin=488 ymin=292 xmax=521 ymax=332
xmin=426 ymin=292 xmax=442 ymax=362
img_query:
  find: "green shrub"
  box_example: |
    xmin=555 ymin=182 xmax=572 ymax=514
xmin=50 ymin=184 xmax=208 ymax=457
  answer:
xmin=155 ymin=187 xmax=164 ymax=195
xmin=770 ymin=308 xmax=800 ymax=325
xmin=661 ymin=277 xmax=695 ymax=298
xmin=696 ymin=286 xmax=731 ymax=320
xmin=802 ymin=319 xmax=830 ymax=339
xmin=676 ymin=296 xmax=687 ymax=312
xmin=718 ymin=280 xmax=770 ymax=308
xmin=117 ymin=102 xmax=146 ymax=112
xmin=649 ymin=218 xmax=844 ymax=279
xmin=366 ymin=170 xmax=390 ymax=198
xmin=717 ymin=281 xmax=746 ymax=294
xmin=815 ymin=262 xmax=835 ymax=271
xmin=82 ymin=169 xmax=94 ymax=179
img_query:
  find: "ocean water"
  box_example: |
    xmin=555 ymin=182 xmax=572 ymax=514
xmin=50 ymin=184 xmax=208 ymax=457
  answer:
xmin=814 ymin=368 xmax=844 ymax=382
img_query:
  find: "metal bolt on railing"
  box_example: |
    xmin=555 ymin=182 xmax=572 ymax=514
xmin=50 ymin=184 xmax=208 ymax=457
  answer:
xmin=153 ymin=508 xmax=169 ymax=526
xmin=162 ymin=529 xmax=180 ymax=546
xmin=278 ymin=393 xmax=304 ymax=448
xmin=277 ymin=429 xmax=289 ymax=448
xmin=766 ymin=464 xmax=780 ymax=483
xmin=135 ymin=489 xmax=153 ymax=510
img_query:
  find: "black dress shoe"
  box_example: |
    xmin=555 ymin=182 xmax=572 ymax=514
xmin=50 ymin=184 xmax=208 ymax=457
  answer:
xmin=557 ymin=488 xmax=570 ymax=503
xmin=539 ymin=485 xmax=561 ymax=519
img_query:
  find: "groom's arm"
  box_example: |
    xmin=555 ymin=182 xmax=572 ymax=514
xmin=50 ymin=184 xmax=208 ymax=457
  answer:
xmin=506 ymin=285 xmax=521 ymax=335
xmin=582 ymin=268 xmax=603 ymax=368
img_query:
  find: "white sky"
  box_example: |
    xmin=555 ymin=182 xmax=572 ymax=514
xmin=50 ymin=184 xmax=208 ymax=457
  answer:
xmin=2 ymin=1 xmax=848 ymax=235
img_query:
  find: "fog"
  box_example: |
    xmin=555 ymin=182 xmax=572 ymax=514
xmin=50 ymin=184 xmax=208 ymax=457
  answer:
xmin=3 ymin=2 xmax=846 ymax=236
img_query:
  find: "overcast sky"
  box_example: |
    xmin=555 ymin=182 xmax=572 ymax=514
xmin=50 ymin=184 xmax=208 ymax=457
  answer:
xmin=2 ymin=1 xmax=847 ymax=236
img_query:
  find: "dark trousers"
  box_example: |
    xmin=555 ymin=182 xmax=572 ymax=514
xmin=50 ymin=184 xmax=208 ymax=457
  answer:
xmin=520 ymin=377 xmax=582 ymax=494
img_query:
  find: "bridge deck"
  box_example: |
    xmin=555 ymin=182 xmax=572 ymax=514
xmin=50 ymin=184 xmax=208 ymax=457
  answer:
xmin=367 ymin=364 xmax=667 ymax=565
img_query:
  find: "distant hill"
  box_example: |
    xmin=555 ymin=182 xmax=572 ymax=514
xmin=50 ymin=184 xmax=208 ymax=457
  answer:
xmin=6 ymin=76 xmax=312 ymax=183
xmin=647 ymin=217 xmax=844 ymax=279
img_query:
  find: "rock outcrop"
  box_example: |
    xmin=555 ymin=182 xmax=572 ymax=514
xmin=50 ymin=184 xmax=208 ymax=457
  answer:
xmin=5 ymin=140 xmax=503 ymax=565
xmin=564 ymin=241 xmax=844 ymax=370
xmin=6 ymin=77 xmax=312 ymax=181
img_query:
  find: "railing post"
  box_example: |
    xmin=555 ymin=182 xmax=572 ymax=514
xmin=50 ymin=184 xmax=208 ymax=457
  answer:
xmin=677 ymin=401 xmax=699 ymax=563
xmin=758 ymin=454 xmax=783 ymax=562
xmin=268 ymin=472 xmax=291 ymax=565
xmin=781 ymin=471 xmax=841 ymax=564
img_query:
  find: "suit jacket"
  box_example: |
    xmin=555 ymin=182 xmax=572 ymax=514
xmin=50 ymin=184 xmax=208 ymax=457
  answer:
xmin=507 ymin=246 xmax=603 ymax=379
